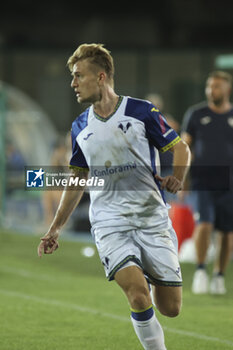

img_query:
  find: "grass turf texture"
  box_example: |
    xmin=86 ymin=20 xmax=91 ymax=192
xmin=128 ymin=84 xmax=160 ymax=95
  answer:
xmin=0 ymin=229 xmax=233 ymax=350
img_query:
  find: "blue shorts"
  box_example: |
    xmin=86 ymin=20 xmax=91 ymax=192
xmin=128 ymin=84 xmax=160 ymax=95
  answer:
xmin=191 ymin=191 xmax=233 ymax=232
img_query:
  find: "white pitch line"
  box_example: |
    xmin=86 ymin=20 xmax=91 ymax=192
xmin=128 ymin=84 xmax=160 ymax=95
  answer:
xmin=162 ymin=326 xmax=233 ymax=347
xmin=0 ymin=266 xmax=53 ymax=281
xmin=0 ymin=289 xmax=129 ymax=323
xmin=0 ymin=289 xmax=233 ymax=348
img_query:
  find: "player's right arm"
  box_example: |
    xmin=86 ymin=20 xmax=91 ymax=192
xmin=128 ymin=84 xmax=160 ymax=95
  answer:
xmin=37 ymin=167 xmax=88 ymax=257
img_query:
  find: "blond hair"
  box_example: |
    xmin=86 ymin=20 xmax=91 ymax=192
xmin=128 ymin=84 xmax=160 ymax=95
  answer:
xmin=67 ymin=43 xmax=114 ymax=83
xmin=208 ymin=71 xmax=233 ymax=87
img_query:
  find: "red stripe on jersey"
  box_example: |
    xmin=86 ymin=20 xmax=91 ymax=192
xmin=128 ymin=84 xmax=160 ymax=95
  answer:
xmin=159 ymin=114 xmax=166 ymax=134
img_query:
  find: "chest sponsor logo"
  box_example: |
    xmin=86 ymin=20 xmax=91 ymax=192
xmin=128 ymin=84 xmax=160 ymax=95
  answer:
xmin=93 ymin=161 xmax=137 ymax=177
xmin=200 ymin=116 xmax=212 ymax=125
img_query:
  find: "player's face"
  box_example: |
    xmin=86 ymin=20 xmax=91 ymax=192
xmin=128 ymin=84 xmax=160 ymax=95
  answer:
xmin=205 ymin=77 xmax=231 ymax=106
xmin=71 ymin=60 xmax=101 ymax=104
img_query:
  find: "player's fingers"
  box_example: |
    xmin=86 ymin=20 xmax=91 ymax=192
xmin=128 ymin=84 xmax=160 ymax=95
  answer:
xmin=45 ymin=241 xmax=59 ymax=254
xmin=45 ymin=245 xmax=57 ymax=254
xmin=38 ymin=234 xmax=59 ymax=256
xmin=160 ymin=177 xmax=169 ymax=190
xmin=167 ymin=179 xmax=182 ymax=193
xmin=37 ymin=246 xmax=41 ymax=257
xmin=168 ymin=186 xmax=179 ymax=194
xmin=54 ymin=241 xmax=59 ymax=251
xmin=39 ymin=237 xmax=52 ymax=254
xmin=154 ymin=174 xmax=164 ymax=182
xmin=49 ymin=241 xmax=58 ymax=253
xmin=42 ymin=239 xmax=52 ymax=254
xmin=166 ymin=179 xmax=177 ymax=192
xmin=37 ymin=242 xmax=44 ymax=258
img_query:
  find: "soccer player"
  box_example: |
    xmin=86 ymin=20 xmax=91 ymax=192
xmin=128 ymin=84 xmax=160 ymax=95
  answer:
xmin=38 ymin=43 xmax=191 ymax=350
xmin=181 ymin=71 xmax=233 ymax=295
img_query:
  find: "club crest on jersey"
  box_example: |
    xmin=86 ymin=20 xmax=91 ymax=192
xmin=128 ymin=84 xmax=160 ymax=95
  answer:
xmin=200 ymin=116 xmax=212 ymax=125
xmin=118 ymin=121 xmax=132 ymax=133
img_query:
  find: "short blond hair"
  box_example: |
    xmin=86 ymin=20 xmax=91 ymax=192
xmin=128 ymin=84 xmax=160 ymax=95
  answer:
xmin=67 ymin=43 xmax=114 ymax=82
xmin=208 ymin=71 xmax=233 ymax=87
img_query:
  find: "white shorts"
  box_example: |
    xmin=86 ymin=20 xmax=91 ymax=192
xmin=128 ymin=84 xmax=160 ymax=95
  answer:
xmin=92 ymin=227 xmax=182 ymax=287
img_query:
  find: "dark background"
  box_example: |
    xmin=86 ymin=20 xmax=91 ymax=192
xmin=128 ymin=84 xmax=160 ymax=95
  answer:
xmin=1 ymin=0 xmax=233 ymax=231
xmin=1 ymin=0 xmax=233 ymax=131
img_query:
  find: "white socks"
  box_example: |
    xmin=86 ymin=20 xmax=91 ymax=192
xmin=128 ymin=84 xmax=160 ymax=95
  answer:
xmin=131 ymin=306 xmax=166 ymax=350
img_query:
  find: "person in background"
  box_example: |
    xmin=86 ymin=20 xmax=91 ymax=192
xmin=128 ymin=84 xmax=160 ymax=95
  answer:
xmin=181 ymin=71 xmax=233 ymax=294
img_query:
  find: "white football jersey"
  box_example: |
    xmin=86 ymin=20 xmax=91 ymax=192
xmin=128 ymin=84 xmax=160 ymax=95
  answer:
xmin=70 ymin=96 xmax=180 ymax=239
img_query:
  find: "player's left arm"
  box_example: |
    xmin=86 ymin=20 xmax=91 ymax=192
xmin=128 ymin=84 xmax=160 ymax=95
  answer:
xmin=144 ymin=104 xmax=191 ymax=193
xmin=155 ymin=139 xmax=191 ymax=193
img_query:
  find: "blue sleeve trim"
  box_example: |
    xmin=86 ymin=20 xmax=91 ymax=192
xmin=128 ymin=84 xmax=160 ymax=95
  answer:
xmin=125 ymin=97 xmax=179 ymax=152
xmin=69 ymin=109 xmax=89 ymax=168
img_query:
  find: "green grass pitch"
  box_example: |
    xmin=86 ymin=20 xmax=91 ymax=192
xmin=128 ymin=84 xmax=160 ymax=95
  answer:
xmin=0 ymin=229 xmax=233 ymax=350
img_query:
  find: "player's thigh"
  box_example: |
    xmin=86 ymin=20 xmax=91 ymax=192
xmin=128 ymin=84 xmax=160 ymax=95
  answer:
xmin=153 ymin=285 xmax=182 ymax=317
xmin=115 ymin=265 xmax=148 ymax=291
xmin=138 ymin=228 xmax=182 ymax=287
xmin=115 ymin=265 xmax=151 ymax=309
xmin=93 ymin=229 xmax=141 ymax=281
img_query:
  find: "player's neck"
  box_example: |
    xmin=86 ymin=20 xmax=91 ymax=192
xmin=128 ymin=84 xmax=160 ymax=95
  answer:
xmin=208 ymin=100 xmax=232 ymax=114
xmin=93 ymin=88 xmax=119 ymax=118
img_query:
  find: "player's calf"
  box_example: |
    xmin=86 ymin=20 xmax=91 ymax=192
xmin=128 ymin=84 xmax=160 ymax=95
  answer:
xmin=131 ymin=306 xmax=167 ymax=350
xmin=158 ymin=301 xmax=181 ymax=318
xmin=115 ymin=266 xmax=167 ymax=349
xmin=153 ymin=285 xmax=182 ymax=318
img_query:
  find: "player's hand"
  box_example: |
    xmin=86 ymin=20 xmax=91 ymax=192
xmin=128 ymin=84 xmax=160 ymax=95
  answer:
xmin=37 ymin=231 xmax=59 ymax=257
xmin=155 ymin=174 xmax=183 ymax=194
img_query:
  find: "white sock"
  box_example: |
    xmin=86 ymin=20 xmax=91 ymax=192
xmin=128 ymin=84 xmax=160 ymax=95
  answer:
xmin=131 ymin=306 xmax=166 ymax=350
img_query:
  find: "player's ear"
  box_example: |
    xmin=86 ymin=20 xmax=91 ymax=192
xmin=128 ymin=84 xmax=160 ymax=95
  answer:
xmin=98 ymin=72 xmax=106 ymax=85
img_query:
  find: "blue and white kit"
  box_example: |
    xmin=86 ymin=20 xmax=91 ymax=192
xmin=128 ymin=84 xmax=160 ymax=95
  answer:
xmin=70 ymin=96 xmax=182 ymax=285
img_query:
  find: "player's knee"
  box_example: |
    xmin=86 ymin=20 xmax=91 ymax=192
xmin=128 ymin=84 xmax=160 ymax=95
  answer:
xmin=127 ymin=285 xmax=151 ymax=310
xmin=160 ymin=302 xmax=181 ymax=318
